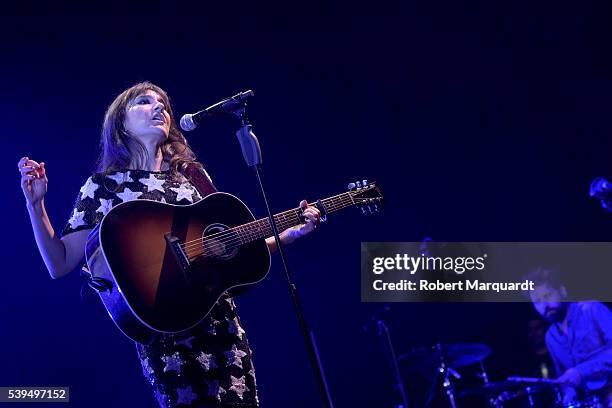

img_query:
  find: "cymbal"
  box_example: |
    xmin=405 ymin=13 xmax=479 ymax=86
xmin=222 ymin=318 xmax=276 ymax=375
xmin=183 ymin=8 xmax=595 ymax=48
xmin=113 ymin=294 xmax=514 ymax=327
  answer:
xmin=399 ymin=343 xmax=492 ymax=370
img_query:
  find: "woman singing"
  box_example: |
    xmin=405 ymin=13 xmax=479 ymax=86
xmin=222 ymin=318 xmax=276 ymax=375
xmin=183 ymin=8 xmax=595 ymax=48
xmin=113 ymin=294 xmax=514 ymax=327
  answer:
xmin=18 ymin=81 xmax=321 ymax=407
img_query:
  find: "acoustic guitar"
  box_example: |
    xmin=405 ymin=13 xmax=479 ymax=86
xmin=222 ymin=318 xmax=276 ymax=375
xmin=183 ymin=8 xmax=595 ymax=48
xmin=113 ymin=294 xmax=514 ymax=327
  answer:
xmin=84 ymin=181 xmax=383 ymax=344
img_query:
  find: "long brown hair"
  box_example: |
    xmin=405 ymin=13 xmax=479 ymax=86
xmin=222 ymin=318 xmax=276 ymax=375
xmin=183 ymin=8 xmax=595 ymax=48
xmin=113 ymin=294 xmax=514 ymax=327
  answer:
xmin=97 ymin=81 xmax=200 ymax=180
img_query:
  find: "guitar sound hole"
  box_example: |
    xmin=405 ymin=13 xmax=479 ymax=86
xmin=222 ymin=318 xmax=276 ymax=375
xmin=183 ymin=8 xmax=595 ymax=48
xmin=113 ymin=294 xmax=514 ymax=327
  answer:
xmin=202 ymin=223 xmax=239 ymax=260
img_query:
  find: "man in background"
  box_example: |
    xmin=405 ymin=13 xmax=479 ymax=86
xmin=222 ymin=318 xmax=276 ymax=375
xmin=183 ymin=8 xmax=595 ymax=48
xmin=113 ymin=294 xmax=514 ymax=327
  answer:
xmin=527 ymin=267 xmax=612 ymax=406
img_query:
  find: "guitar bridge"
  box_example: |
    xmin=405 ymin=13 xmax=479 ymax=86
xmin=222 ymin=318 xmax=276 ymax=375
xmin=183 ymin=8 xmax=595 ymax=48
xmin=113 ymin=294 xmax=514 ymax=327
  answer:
xmin=165 ymin=233 xmax=191 ymax=272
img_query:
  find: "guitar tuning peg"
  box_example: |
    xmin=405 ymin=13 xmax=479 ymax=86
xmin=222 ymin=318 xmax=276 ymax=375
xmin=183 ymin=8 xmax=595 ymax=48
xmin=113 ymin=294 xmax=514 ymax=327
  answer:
xmin=361 ymin=207 xmax=368 ymax=215
xmin=356 ymin=181 xmax=362 ymax=189
xmin=347 ymin=182 xmax=356 ymax=191
xmin=362 ymin=179 xmax=368 ymax=186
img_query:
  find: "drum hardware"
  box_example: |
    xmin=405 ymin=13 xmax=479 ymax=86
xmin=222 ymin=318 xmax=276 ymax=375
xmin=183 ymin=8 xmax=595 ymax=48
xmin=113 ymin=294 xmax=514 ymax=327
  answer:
xmin=507 ymin=376 xmax=561 ymax=385
xmin=400 ymin=343 xmax=492 ymax=407
xmin=478 ymin=361 xmax=490 ymax=384
xmin=561 ymin=395 xmax=603 ymax=408
xmin=489 ymin=377 xmax=605 ymax=408
xmin=399 ymin=343 xmax=492 ymax=371
xmin=437 ymin=344 xmax=462 ymax=408
xmin=490 ymin=384 xmax=561 ymax=408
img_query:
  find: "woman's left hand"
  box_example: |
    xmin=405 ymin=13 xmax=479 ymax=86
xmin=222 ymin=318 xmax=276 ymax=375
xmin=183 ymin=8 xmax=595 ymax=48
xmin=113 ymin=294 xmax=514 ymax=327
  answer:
xmin=283 ymin=200 xmax=321 ymax=244
xmin=296 ymin=199 xmax=321 ymax=236
xmin=266 ymin=200 xmax=322 ymax=252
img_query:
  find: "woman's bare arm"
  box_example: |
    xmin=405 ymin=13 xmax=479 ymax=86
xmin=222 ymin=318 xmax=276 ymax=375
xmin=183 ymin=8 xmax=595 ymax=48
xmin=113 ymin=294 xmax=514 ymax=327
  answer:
xmin=20 ymin=157 xmax=91 ymax=279
xmin=26 ymin=200 xmax=91 ymax=278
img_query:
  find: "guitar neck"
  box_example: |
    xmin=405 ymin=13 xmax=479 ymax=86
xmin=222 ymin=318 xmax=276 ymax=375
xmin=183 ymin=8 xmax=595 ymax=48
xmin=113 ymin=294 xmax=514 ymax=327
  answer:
xmin=232 ymin=191 xmax=356 ymax=245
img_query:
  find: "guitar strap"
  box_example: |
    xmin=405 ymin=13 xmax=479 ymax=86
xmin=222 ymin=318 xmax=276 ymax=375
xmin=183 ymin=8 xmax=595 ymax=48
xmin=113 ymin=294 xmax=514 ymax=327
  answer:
xmin=181 ymin=162 xmax=218 ymax=198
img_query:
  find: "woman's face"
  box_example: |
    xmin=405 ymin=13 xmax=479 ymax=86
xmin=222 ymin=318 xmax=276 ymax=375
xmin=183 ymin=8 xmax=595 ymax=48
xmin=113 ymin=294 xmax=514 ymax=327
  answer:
xmin=124 ymin=90 xmax=171 ymax=144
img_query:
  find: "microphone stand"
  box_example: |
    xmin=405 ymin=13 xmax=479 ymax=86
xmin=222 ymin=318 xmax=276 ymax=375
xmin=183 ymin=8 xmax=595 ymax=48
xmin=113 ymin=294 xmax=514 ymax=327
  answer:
xmin=232 ymin=105 xmax=334 ymax=408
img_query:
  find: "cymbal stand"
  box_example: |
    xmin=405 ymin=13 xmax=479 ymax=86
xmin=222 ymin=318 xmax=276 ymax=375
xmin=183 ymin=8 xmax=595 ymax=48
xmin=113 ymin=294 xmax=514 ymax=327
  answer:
xmin=437 ymin=343 xmax=460 ymax=408
xmin=371 ymin=314 xmax=409 ymax=408
xmin=363 ymin=305 xmax=408 ymax=408
xmin=478 ymin=361 xmax=489 ymax=385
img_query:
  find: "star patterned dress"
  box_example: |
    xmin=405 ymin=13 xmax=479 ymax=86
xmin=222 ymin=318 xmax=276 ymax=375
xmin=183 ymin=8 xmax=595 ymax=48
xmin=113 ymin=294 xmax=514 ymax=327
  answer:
xmin=61 ymin=169 xmax=259 ymax=408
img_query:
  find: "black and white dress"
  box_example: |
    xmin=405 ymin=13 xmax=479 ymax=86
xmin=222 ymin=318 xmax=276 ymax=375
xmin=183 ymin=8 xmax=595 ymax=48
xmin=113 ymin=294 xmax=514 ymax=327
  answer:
xmin=62 ymin=169 xmax=259 ymax=408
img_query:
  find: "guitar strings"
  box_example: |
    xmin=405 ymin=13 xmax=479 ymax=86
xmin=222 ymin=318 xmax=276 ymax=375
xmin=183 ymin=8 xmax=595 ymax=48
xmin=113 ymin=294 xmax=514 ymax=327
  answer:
xmin=179 ymin=194 xmax=356 ymax=259
xmin=181 ymin=207 xmax=300 ymax=253
xmin=185 ymin=213 xmax=322 ymax=261
xmin=179 ymin=191 xmax=354 ymax=252
xmin=179 ymin=193 xmax=355 ymax=255
xmin=181 ymin=195 xmax=355 ymax=258
xmin=183 ymin=209 xmax=358 ymax=262
xmin=185 ymin=210 xmax=363 ymax=261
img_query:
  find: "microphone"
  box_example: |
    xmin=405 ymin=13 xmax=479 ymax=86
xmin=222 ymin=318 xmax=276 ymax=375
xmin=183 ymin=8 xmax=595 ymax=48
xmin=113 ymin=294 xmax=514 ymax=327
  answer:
xmin=590 ymin=177 xmax=612 ymax=212
xmin=180 ymin=90 xmax=254 ymax=131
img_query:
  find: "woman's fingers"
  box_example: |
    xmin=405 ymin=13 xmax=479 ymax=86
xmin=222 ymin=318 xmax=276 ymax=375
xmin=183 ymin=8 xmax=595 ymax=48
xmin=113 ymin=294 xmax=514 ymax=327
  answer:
xmin=21 ymin=174 xmax=37 ymax=190
xmin=19 ymin=157 xmax=48 ymax=206
xmin=18 ymin=157 xmax=42 ymax=169
xmin=293 ymin=200 xmax=322 ymax=236
xmin=304 ymin=210 xmax=319 ymax=222
xmin=301 ymin=206 xmax=321 ymax=228
xmin=18 ymin=158 xmax=45 ymax=178
xmin=303 ymin=205 xmax=320 ymax=218
xmin=19 ymin=166 xmax=42 ymax=178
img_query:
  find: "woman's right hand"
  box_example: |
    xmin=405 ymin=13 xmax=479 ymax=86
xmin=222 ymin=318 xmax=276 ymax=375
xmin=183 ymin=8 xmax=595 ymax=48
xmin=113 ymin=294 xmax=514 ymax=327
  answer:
xmin=18 ymin=156 xmax=48 ymax=206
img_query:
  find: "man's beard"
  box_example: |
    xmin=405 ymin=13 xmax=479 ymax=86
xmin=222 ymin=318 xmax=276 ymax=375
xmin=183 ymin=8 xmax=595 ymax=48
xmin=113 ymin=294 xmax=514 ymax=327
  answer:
xmin=543 ymin=303 xmax=568 ymax=324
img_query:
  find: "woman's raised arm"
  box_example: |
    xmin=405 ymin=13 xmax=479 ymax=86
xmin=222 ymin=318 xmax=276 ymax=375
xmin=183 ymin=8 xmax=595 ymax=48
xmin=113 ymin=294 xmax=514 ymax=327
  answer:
xmin=19 ymin=157 xmax=91 ymax=278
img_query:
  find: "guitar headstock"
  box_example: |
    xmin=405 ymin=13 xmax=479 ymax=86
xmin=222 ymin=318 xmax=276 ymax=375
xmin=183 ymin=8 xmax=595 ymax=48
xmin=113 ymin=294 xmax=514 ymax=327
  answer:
xmin=348 ymin=179 xmax=384 ymax=215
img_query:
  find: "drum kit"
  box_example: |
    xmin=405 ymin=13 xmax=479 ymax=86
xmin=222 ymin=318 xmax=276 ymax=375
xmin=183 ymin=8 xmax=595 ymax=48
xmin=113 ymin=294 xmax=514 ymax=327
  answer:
xmin=398 ymin=343 xmax=605 ymax=408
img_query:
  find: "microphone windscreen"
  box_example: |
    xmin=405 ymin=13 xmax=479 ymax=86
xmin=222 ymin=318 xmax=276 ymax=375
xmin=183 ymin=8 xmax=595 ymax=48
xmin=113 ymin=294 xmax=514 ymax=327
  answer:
xmin=180 ymin=114 xmax=196 ymax=131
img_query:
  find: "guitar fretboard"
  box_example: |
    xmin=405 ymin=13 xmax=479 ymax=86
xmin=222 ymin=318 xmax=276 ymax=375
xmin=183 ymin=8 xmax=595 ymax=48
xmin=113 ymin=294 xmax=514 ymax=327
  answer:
xmin=231 ymin=191 xmax=356 ymax=245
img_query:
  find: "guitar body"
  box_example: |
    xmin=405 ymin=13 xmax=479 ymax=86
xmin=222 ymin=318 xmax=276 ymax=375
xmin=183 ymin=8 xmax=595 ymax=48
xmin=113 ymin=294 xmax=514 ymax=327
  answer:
xmin=85 ymin=192 xmax=270 ymax=344
xmin=83 ymin=181 xmax=382 ymax=344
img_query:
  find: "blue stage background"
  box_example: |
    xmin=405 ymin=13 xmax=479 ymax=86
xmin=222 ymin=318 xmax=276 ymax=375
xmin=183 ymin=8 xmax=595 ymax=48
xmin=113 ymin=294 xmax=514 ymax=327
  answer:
xmin=2 ymin=1 xmax=612 ymax=406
